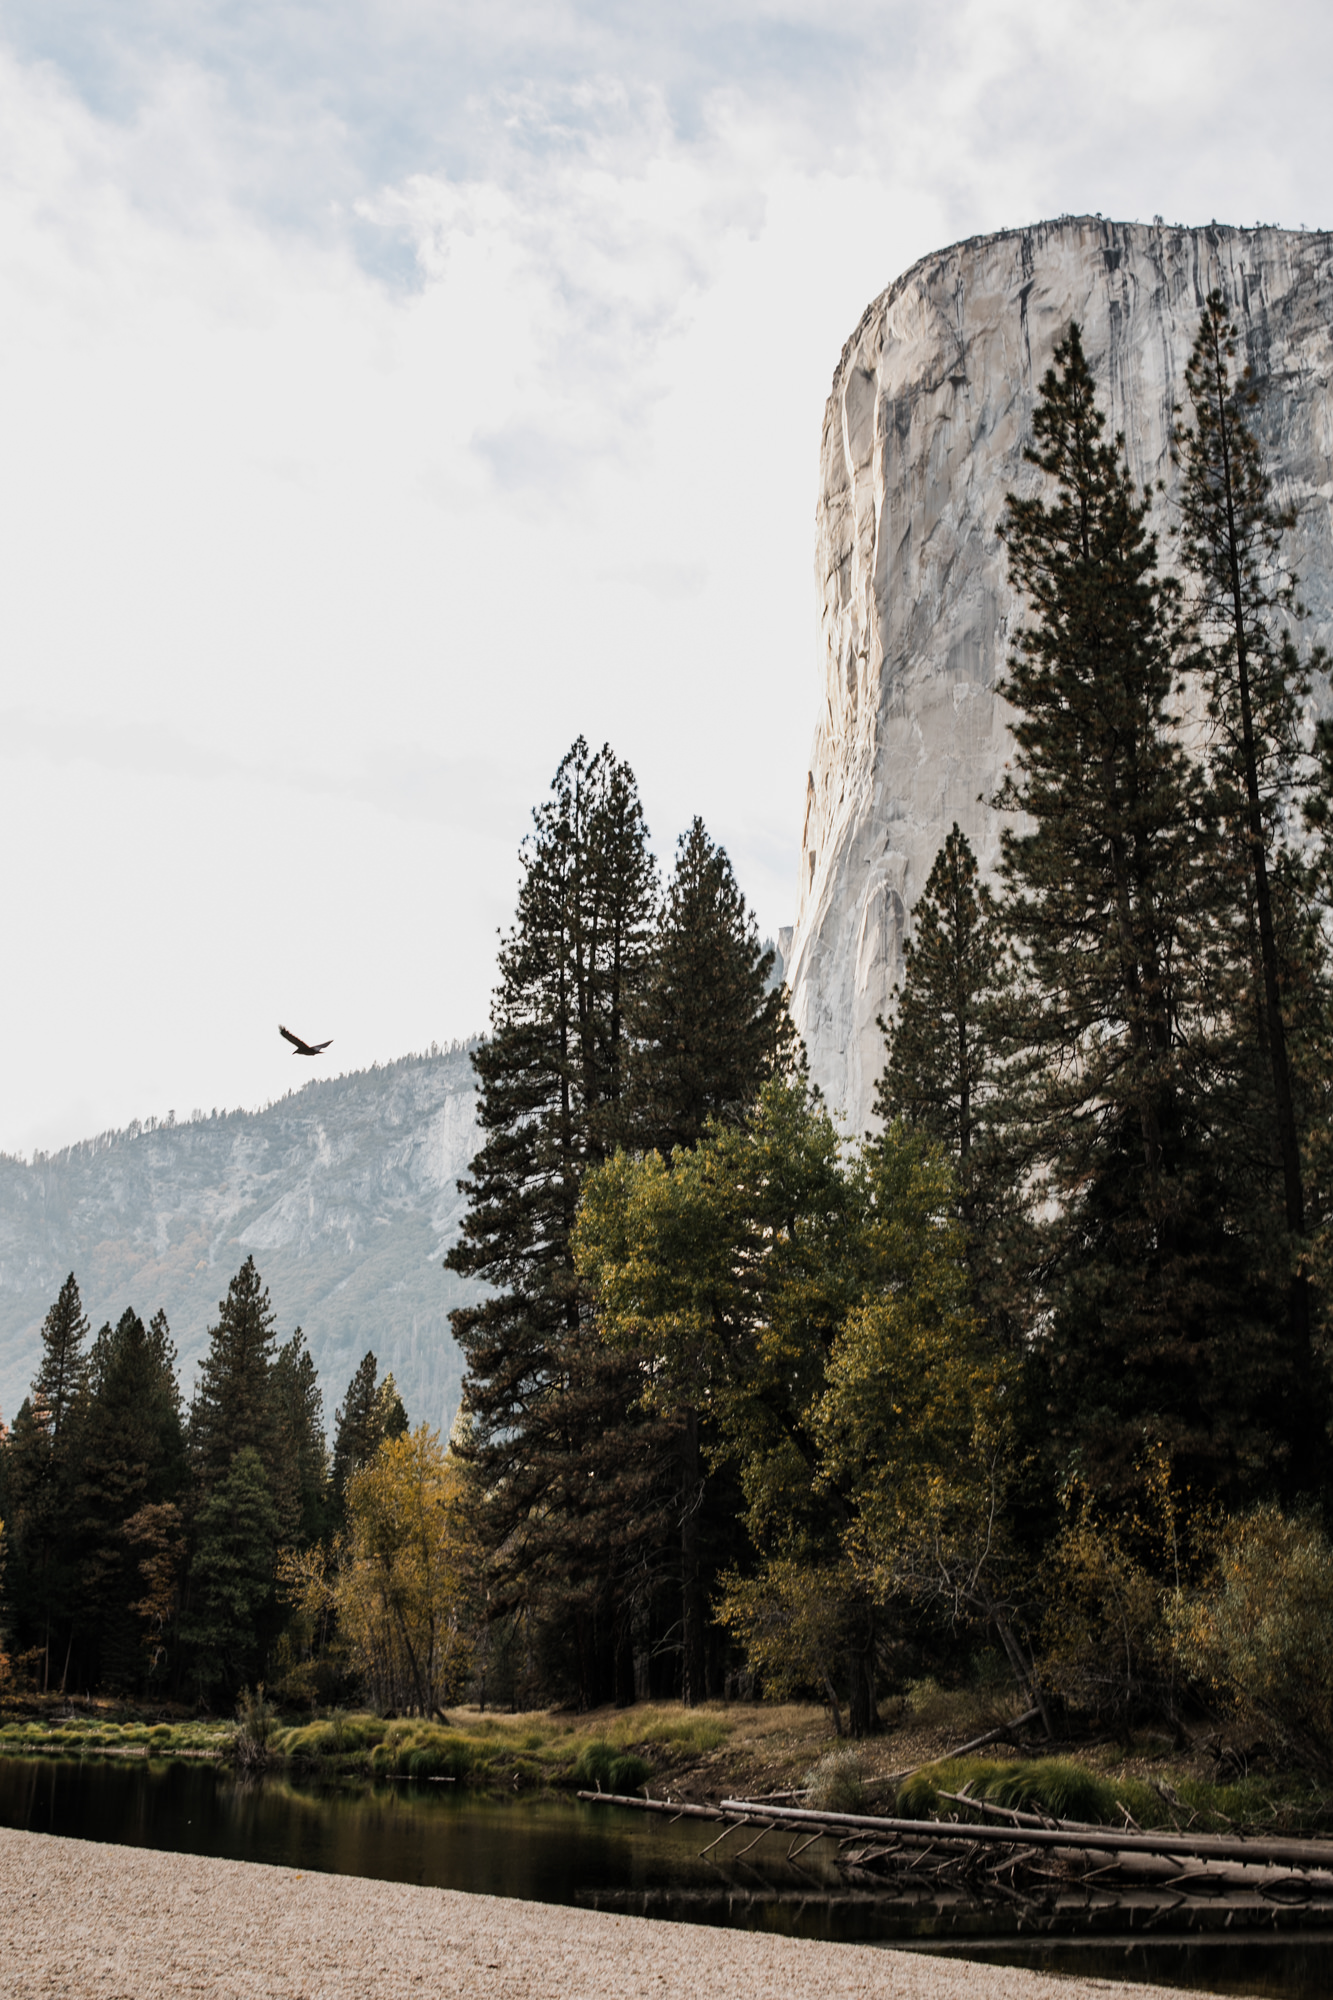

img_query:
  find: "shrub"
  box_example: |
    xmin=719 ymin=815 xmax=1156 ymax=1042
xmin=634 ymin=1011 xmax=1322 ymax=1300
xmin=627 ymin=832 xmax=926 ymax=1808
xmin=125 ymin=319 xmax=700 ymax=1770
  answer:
xmin=232 ymin=1685 xmax=277 ymax=1772
xmin=897 ymin=1756 xmax=1140 ymax=1825
xmin=572 ymin=1740 xmax=652 ymax=1793
xmin=804 ymin=1748 xmax=867 ymax=1814
xmin=1171 ymin=1505 xmax=1333 ymax=1778
xmin=1039 ymin=1500 xmax=1171 ymax=1730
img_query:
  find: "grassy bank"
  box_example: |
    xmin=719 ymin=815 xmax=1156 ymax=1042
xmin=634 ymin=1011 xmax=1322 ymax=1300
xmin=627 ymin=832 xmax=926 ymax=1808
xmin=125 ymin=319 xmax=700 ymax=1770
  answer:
xmin=269 ymin=1704 xmax=731 ymax=1790
xmin=0 ymin=1714 xmax=228 ymax=1758
xmin=2 ymin=1693 xmax=1328 ymax=1835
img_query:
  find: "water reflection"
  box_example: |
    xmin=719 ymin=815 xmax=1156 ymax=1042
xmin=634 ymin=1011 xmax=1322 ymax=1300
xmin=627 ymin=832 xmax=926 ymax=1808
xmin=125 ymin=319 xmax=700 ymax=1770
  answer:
xmin=0 ymin=1756 xmax=1328 ymax=1998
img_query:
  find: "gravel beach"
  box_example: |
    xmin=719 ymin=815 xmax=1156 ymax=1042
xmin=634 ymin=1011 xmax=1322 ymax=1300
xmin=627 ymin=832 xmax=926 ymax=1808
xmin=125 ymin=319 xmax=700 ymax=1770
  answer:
xmin=0 ymin=1825 xmax=1224 ymax=2000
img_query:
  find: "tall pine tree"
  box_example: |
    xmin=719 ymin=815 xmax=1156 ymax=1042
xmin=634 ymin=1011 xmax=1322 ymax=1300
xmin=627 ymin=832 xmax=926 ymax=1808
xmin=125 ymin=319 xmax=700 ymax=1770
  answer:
xmin=331 ymin=1351 xmax=408 ymax=1506
xmin=631 ymin=817 xmax=791 ymax=1154
xmin=184 ymin=1257 xmax=283 ymax=1698
xmin=874 ymin=824 xmax=1023 ymax=1341
xmin=875 ymin=824 xmax=1001 ymax=1175
xmin=271 ymin=1329 xmax=330 ymax=1545
xmin=1177 ymin=292 xmax=1327 ymax=1479
xmin=71 ymin=1308 xmax=186 ymax=1691
xmin=997 ymin=324 xmax=1272 ymax=1503
xmin=627 ymin=817 xmax=791 ymax=1701
xmin=448 ymin=738 xmax=671 ymax=1707
xmin=188 ymin=1257 xmax=279 ymax=1492
xmin=4 ymin=1275 xmax=92 ymax=1689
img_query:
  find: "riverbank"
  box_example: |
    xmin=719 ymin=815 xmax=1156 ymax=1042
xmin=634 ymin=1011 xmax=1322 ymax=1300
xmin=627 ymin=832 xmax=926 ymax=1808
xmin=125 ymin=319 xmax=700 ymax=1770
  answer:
xmin=0 ymin=1825 xmax=1221 ymax=1999
xmin=2 ymin=1697 xmax=1325 ymax=1836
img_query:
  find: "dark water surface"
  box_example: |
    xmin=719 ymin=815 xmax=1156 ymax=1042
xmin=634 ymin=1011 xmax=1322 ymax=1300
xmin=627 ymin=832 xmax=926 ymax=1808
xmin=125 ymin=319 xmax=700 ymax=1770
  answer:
xmin=0 ymin=1755 xmax=1328 ymax=1998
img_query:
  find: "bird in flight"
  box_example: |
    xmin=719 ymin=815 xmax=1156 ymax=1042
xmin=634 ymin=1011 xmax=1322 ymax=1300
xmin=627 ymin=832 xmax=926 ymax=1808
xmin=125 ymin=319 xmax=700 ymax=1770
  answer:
xmin=279 ymin=1024 xmax=333 ymax=1057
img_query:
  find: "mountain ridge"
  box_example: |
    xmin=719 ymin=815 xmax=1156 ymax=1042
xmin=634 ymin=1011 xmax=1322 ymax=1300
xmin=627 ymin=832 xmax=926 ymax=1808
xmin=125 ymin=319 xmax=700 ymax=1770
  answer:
xmin=0 ymin=1044 xmax=486 ymax=1437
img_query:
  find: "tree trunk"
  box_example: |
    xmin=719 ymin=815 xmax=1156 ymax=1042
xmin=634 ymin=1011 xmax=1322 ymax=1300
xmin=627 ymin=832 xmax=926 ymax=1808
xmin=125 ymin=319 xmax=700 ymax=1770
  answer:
xmin=844 ymin=1603 xmax=881 ymax=1738
xmin=679 ymin=1407 xmax=706 ymax=1707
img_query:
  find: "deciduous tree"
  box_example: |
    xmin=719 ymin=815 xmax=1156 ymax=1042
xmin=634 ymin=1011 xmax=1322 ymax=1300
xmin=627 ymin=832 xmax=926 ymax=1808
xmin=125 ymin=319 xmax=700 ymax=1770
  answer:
xmin=335 ymin=1427 xmax=473 ymax=1717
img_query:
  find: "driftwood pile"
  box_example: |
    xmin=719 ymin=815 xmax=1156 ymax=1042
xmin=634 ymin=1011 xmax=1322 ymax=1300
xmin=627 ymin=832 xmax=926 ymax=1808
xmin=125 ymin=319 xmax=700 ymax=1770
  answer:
xmin=578 ymin=1788 xmax=1333 ymax=1929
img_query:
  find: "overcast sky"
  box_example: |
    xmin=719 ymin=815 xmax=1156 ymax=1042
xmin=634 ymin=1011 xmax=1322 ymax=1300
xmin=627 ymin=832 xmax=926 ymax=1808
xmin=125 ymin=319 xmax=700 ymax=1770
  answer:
xmin=1 ymin=1 xmax=1329 ymax=1154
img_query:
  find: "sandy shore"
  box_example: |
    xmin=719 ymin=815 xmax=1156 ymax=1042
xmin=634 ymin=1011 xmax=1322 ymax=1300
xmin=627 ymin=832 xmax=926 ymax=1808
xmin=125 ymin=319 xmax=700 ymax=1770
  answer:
xmin=1 ymin=1826 xmax=1220 ymax=1999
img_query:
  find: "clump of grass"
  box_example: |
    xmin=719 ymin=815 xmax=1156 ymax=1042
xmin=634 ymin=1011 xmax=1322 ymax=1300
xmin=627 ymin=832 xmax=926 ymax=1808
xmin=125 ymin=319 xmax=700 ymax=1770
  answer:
xmin=804 ymin=1747 xmax=867 ymax=1814
xmin=232 ymin=1686 xmax=277 ymax=1771
xmin=898 ymin=1756 xmax=1153 ymax=1826
xmin=572 ymin=1739 xmax=653 ymax=1793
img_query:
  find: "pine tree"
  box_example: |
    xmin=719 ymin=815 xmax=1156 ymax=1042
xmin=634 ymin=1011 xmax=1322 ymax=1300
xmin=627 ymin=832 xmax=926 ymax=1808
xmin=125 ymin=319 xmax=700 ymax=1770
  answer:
xmin=4 ymin=1275 xmax=93 ymax=1688
xmin=331 ymin=1351 xmax=405 ymax=1499
xmin=71 ymin=1308 xmax=186 ymax=1691
xmin=875 ymin=824 xmax=1001 ymax=1174
xmin=624 ymin=816 xmax=792 ymax=1701
xmin=631 ymin=817 xmax=792 ymax=1154
xmin=180 ymin=1446 xmax=281 ymax=1701
xmin=189 ymin=1257 xmax=279 ymax=1492
xmin=34 ymin=1275 xmax=91 ymax=1444
xmin=447 ymin=738 xmax=670 ymax=1707
xmin=1177 ymin=293 xmax=1326 ymax=1470
xmin=375 ymin=1373 xmax=409 ymax=1445
xmin=874 ymin=825 xmax=1024 ymax=1344
xmin=997 ymin=324 xmax=1269 ymax=1502
xmin=271 ymin=1329 xmax=329 ymax=1544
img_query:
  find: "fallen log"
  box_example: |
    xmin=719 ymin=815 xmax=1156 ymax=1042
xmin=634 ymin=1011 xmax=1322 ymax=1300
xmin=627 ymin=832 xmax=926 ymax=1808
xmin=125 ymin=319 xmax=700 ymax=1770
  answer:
xmin=716 ymin=1798 xmax=1333 ymax=1871
xmin=581 ymin=1789 xmax=1333 ymax=1921
xmin=576 ymin=1792 xmax=733 ymax=1824
xmin=883 ymin=1707 xmax=1043 ymax=1786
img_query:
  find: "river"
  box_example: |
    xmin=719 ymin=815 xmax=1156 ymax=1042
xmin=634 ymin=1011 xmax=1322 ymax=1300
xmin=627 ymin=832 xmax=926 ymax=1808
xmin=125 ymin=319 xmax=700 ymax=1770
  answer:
xmin=0 ymin=1756 xmax=1327 ymax=1998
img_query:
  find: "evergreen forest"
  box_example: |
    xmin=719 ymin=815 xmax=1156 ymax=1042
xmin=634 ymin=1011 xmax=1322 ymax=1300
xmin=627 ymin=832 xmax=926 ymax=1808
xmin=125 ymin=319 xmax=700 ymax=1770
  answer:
xmin=4 ymin=298 xmax=1333 ymax=1774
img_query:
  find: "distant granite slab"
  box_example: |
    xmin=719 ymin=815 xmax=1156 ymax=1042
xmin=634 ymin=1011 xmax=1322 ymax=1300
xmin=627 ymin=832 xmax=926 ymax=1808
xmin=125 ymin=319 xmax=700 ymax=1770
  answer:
xmin=0 ymin=1048 xmax=484 ymax=1433
xmin=785 ymin=217 xmax=1333 ymax=1133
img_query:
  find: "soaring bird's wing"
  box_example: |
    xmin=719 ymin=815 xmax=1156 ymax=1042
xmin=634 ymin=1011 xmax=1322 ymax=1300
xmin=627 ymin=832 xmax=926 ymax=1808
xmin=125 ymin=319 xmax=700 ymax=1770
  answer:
xmin=279 ymin=1024 xmax=315 ymax=1054
xmin=310 ymin=1039 xmax=333 ymax=1053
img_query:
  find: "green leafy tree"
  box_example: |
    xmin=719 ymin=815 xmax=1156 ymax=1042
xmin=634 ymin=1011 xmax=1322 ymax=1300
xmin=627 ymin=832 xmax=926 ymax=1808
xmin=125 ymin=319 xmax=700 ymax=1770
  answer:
xmin=335 ymin=1427 xmax=474 ymax=1716
xmin=996 ymin=323 xmax=1270 ymax=1503
xmin=448 ymin=738 xmax=671 ymax=1708
xmin=180 ymin=1445 xmax=281 ymax=1701
xmin=578 ymin=1075 xmax=883 ymax=1733
xmin=816 ymin=1126 xmax=1041 ymax=1725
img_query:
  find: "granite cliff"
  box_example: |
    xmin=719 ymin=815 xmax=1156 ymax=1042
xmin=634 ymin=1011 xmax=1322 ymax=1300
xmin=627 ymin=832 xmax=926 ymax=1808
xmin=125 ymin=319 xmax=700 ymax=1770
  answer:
xmin=0 ymin=1047 xmax=484 ymax=1435
xmin=785 ymin=217 xmax=1333 ymax=1131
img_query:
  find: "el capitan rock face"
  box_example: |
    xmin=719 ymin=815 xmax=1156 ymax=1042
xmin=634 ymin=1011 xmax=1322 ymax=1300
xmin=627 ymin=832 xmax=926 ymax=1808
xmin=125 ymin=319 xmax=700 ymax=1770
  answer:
xmin=785 ymin=216 xmax=1333 ymax=1132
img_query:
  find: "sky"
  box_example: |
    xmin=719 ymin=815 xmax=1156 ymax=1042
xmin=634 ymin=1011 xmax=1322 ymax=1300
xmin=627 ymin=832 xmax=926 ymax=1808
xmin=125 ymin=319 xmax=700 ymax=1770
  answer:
xmin=1 ymin=0 xmax=1330 ymax=1155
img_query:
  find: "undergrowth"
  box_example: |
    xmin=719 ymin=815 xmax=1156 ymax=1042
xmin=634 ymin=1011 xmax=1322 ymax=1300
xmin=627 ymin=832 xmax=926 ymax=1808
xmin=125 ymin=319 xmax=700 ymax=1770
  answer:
xmin=268 ymin=1703 xmax=731 ymax=1789
xmin=0 ymin=1717 xmax=226 ymax=1757
xmin=896 ymin=1755 xmax=1326 ymax=1832
xmin=805 ymin=1747 xmax=867 ymax=1813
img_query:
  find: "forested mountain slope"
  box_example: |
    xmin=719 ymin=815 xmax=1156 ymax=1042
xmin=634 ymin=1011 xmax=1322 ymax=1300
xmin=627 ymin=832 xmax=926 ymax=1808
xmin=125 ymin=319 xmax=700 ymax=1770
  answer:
xmin=0 ymin=1046 xmax=483 ymax=1433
